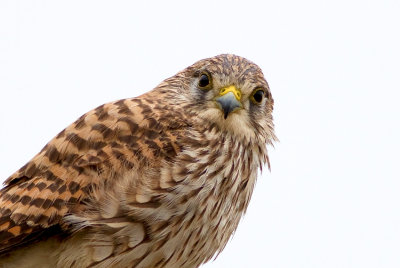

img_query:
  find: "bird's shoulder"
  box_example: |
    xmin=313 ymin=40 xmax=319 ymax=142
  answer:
xmin=0 ymin=94 xmax=191 ymax=255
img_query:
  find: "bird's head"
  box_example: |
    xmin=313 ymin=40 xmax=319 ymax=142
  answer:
xmin=159 ymin=54 xmax=276 ymax=145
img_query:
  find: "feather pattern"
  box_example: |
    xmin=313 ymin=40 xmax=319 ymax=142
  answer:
xmin=0 ymin=54 xmax=275 ymax=268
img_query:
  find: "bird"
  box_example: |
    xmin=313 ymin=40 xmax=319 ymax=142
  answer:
xmin=0 ymin=54 xmax=276 ymax=268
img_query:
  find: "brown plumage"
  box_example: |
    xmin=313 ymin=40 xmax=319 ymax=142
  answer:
xmin=0 ymin=54 xmax=276 ymax=268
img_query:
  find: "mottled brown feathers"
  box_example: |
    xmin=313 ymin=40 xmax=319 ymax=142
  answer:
xmin=0 ymin=54 xmax=275 ymax=267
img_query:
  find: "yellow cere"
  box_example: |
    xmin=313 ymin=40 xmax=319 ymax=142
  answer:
xmin=219 ymin=85 xmax=242 ymax=101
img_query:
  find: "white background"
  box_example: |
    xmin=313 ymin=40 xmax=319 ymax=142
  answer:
xmin=1 ymin=1 xmax=400 ymax=267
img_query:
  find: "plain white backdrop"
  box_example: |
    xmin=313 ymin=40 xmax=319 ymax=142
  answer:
xmin=1 ymin=1 xmax=400 ymax=267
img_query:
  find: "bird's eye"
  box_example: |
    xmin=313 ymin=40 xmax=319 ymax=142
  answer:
xmin=198 ymin=73 xmax=211 ymax=89
xmin=251 ymin=89 xmax=265 ymax=104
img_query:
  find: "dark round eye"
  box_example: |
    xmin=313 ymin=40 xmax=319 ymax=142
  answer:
xmin=198 ymin=73 xmax=210 ymax=88
xmin=252 ymin=89 xmax=265 ymax=104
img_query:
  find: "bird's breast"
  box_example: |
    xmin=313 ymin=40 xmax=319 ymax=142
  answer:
xmin=140 ymin=133 xmax=261 ymax=265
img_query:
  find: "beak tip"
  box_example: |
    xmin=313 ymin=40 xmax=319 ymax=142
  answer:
xmin=216 ymin=91 xmax=241 ymax=119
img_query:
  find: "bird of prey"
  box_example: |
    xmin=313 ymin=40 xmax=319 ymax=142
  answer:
xmin=0 ymin=54 xmax=276 ymax=268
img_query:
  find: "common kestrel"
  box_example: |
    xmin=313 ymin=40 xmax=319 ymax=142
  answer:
xmin=0 ymin=54 xmax=276 ymax=268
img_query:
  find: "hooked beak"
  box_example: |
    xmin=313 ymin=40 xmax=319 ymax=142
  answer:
xmin=215 ymin=85 xmax=242 ymax=119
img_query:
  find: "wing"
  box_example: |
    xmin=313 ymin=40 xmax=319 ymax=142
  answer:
xmin=0 ymin=93 xmax=187 ymax=254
